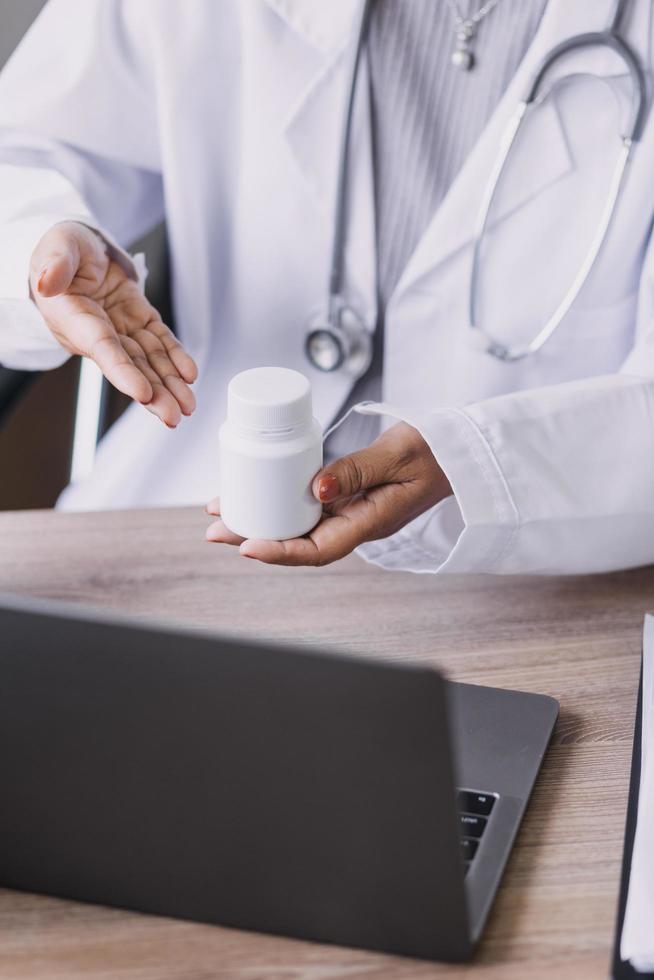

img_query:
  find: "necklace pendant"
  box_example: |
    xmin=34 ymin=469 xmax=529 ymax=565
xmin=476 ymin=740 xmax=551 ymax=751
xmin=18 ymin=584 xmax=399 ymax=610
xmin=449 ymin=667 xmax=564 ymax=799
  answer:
xmin=451 ymin=45 xmax=474 ymax=70
xmin=452 ymin=21 xmax=475 ymax=71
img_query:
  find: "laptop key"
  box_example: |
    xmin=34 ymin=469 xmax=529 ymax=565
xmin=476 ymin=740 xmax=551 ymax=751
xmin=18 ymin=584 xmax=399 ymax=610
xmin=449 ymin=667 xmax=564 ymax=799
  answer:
xmin=460 ymin=837 xmax=478 ymax=861
xmin=458 ymin=790 xmax=496 ymax=816
xmin=459 ymin=814 xmax=487 ymax=838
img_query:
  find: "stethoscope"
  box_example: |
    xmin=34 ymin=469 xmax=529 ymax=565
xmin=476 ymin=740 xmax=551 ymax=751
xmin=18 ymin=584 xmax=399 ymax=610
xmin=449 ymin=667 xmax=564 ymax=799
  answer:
xmin=304 ymin=0 xmax=646 ymax=373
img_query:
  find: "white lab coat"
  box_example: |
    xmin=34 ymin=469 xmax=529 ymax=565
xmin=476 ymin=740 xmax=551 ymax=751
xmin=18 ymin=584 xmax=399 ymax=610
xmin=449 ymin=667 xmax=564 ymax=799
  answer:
xmin=0 ymin=0 xmax=654 ymax=576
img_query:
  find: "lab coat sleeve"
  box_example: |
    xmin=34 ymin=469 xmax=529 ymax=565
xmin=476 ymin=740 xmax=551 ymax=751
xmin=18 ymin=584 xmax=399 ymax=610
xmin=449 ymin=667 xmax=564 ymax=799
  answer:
xmin=0 ymin=0 xmax=163 ymax=371
xmin=358 ymin=278 xmax=654 ymax=577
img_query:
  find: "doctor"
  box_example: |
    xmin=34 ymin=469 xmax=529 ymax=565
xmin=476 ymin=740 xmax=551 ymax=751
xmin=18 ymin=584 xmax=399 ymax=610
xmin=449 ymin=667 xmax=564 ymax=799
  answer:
xmin=0 ymin=0 xmax=654 ymax=576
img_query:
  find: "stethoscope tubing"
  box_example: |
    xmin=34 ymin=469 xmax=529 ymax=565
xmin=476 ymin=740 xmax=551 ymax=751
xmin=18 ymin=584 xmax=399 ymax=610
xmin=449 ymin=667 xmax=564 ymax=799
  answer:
xmin=525 ymin=30 xmax=646 ymax=140
xmin=328 ymin=0 xmax=375 ymax=323
xmin=316 ymin=0 xmax=647 ymax=369
xmin=468 ymin=9 xmax=646 ymax=361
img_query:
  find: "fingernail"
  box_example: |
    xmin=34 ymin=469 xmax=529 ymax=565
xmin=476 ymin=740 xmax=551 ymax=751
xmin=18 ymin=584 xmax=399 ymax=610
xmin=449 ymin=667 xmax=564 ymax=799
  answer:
xmin=317 ymin=473 xmax=339 ymax=502
xmin=37 ymin=267 xmax=48 ymax=292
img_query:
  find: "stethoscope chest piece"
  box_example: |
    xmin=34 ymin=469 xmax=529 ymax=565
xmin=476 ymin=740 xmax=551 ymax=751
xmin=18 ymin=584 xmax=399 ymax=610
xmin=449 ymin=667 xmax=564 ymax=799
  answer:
xmin=305 ymin=305 xmax=373 ymax=375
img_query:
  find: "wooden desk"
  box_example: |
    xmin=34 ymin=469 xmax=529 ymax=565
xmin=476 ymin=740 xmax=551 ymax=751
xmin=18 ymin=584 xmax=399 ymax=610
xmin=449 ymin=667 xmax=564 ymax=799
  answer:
xmin=0 ymin=506 xmax=647 ymax=979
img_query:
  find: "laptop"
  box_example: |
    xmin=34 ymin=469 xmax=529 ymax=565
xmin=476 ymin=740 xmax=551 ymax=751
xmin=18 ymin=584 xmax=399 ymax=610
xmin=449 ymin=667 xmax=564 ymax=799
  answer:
xmin=0 ymin=594 xmax=558 ymax=962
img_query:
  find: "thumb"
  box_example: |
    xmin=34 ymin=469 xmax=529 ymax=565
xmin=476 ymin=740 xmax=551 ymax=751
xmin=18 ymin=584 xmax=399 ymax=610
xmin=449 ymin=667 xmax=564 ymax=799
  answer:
xmin=312 ymin=443 xmax=395 ymax=503
xmin=30 ymin=222 xmax=101 ymax=299
xmin=36 ymin=249 xmax=78 ymax=298
xmin=33 ymin=232 xmax=81 ymax=298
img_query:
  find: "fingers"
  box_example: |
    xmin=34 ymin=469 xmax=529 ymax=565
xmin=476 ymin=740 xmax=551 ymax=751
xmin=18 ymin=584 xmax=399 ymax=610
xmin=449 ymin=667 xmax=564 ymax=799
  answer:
xmin=129 ymin=326 xmax=196 ymax=416
xmin=89 ymin=332 xmax=154 ymax=407
xmin=106 ymin=294 xmax=197 ymax=417
xmin=238 ymin=497 xmax=379 ymax=566
xmin=239 ymin=536 xmax=322 ymax=565
xmin=238 ymin=511 xmax=363 ymax=566
xmin=30 ymin=225 xmax=197 ymax=429
xmin=312 ymin=440 xmax=401 ymax=504
xmin=204 ymin=500 xmax=247 ymax=547
xmin=205 ymin=497 xmax=221 ymax=516
xmin=169 ymin=345 xmax=199 ymax=384
xmin=202 ymin=492 xmax=338 ymax=563
xmin=206 ymin=518 xmax=245 ymax=546
xmin=203 ymin=506 xmax=360 ymax=564
xmin=148 ymin=320 xmax=198 ymax=383
xmin=233 ymin=482 xmax=416 ymax=567
xmin=120 ymin=335 xmax=183 ymax=427
xmin=106 ymin=298 xmax=197 ymax=422
xmin=165 ymin=374 xmax=196 ymax=416
xmin=206 ymin=424 xmax=447 ymax=568
xmin=202 ymin=496 xmax=341 ymax=562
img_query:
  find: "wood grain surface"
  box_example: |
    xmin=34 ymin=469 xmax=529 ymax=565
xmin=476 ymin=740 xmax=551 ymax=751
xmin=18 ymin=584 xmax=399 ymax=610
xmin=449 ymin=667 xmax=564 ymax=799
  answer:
xmin=0 ymin=505 xmax=649 ymax=980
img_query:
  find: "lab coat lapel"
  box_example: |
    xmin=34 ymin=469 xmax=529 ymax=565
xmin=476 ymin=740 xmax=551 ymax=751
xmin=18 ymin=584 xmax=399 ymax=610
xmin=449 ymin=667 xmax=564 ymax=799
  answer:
xmin=267 ymin=0 xmax=377 ymax=320
xmin=392 ymin=0 xmax=635 ymax=300
xmin=264 ymin=0 xmax=377 ymax=426
xmin=262 ymin=0 xmax=647 ymax=425
xmin=263 ymin=0 xmax=358 ymax=55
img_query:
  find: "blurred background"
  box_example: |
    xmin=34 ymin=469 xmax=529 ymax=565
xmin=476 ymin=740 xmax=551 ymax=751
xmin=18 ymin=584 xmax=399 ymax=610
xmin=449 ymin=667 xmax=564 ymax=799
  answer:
xmin=0 ymin=0 xmax=172 ymax=509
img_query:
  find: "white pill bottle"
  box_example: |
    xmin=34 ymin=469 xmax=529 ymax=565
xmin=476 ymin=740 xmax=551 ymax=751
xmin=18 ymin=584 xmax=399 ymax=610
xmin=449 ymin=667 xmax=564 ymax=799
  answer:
xmin=218 ymin=367 xmax=323 ymax=540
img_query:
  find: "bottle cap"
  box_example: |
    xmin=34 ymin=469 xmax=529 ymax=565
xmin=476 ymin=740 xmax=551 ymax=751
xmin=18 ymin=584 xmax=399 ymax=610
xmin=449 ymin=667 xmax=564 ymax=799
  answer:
xmin=227 ymin=367 xmax=313 ymax=433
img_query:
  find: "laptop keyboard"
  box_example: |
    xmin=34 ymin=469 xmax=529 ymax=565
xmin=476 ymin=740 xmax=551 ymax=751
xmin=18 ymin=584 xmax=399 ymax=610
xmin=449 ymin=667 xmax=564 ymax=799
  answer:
xmin=457 ymin=789 xmax=498 ymax=874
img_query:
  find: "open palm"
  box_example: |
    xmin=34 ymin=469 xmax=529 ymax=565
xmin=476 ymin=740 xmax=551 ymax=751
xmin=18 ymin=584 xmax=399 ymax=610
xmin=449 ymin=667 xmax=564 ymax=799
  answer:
xmin=30 ymin=221 xmax=197 ymax=427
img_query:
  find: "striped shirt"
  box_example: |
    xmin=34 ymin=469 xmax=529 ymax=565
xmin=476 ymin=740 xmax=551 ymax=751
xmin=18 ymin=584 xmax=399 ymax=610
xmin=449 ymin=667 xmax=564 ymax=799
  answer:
xmin=325 ymin=0 xmax=548 ymax=459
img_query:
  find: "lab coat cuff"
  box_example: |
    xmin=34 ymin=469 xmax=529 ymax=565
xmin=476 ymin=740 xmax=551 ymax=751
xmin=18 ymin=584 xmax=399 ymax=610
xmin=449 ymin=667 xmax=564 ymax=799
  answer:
xmin=356 ymin=405 xmax=519 ymax=574
xmin=0 ymin=298 xmax=69 ymax=370
xmin=356 ymin=494 xmax=466 ymax=573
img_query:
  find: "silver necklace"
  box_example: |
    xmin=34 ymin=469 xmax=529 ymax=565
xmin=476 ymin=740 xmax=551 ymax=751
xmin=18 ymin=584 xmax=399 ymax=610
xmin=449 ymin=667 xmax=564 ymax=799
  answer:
xmin=445 ymin=0 xmax=502 ymax=71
